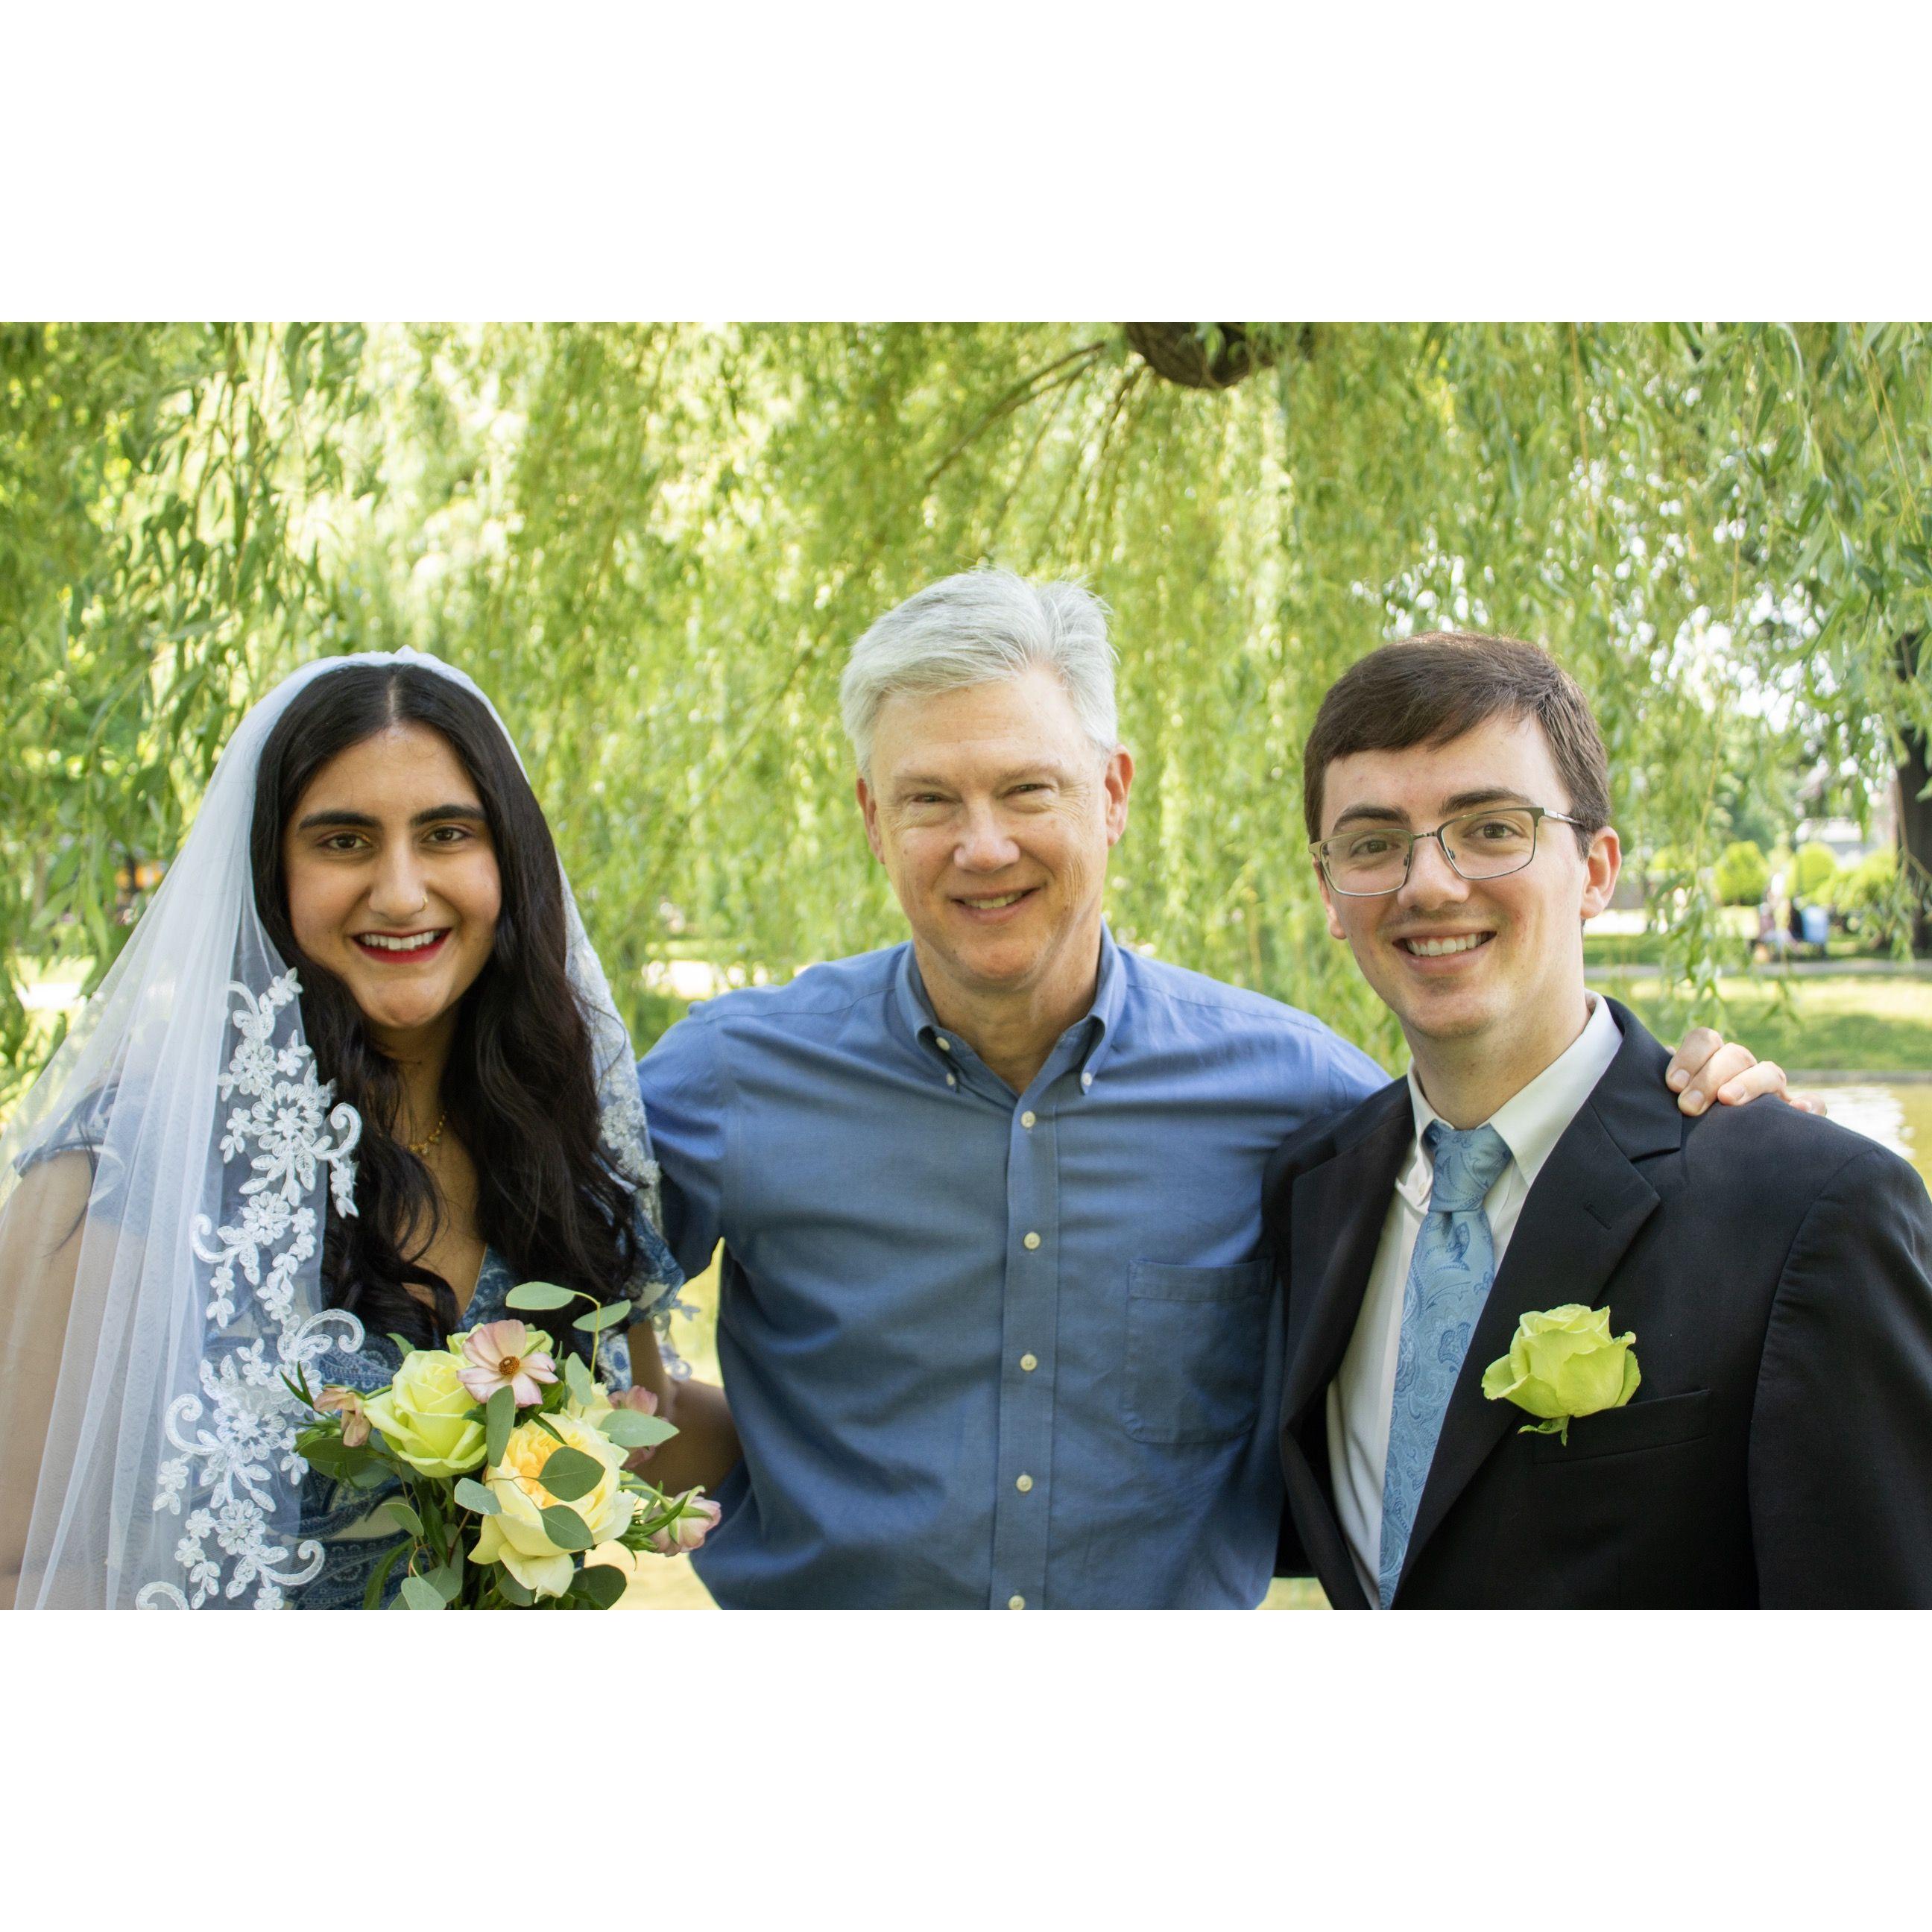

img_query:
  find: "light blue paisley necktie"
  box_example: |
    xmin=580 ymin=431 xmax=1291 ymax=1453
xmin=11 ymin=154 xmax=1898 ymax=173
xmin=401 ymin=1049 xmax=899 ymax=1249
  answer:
xmin=1377 ymin=1120 xmax=1514 ymax=1609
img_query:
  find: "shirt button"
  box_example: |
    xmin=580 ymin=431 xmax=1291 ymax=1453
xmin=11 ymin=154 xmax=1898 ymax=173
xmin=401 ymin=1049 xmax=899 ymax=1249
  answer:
xmin=1020 ymin=1110 xmax=1036 ymax=1129
xmin=1081 ymin=1071 xmax=1093 ymax=1089
xmin=936 ymin=1037 xmax=951 ymax=1052
xmin=1008 ymin=1594 xmax=1026 ymax=1610
xmin=1023 ymin=1231 xmax=1041 ymax=1250
xmin=946 ymin=1073 xmax=956 ymax=1087
xmin=1016 ymin=1473 xmax=1034 ymax=1493
xmin=1020 ymin=1352 xmax=1038 ymax=1372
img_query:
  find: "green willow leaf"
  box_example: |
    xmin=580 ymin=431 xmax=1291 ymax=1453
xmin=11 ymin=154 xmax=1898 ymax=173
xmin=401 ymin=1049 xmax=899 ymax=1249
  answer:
xmin=6 ymin=320 xmax=1931 ymax=1124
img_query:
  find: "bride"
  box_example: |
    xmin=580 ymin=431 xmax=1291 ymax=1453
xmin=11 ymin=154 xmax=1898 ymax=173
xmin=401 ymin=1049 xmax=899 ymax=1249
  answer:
xmin=0 ymin=649 xmax=737 ymax=1608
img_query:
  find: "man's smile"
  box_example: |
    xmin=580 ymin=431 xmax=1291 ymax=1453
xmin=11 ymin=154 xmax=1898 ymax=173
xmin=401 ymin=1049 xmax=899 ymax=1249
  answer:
xmin=1394 ymin=931 xmax=1494 ymax=958
xmin=951 ymin=886 xmax=1041 ymax=921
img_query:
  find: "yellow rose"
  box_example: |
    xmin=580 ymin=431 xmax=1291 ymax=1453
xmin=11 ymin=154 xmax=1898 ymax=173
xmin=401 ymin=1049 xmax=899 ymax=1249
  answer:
xmin=469 ymin=1411 xmax=638 ymax=1599
xmin=362 ymin=1347 xmax=487 ymax=1478
xmin=1483 ymin=1304 xmax=1641 ymax=1444
xmin=562 ymin=1375 xmax=614 ymax=1424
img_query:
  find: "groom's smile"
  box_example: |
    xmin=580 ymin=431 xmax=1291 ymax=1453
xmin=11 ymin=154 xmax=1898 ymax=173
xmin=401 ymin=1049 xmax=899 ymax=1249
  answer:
xmin=1316 ymin=712 xmax=1619 ymax=1093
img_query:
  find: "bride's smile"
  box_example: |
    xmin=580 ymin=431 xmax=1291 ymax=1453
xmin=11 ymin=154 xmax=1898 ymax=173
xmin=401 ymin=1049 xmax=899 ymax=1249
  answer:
xmin=281 ymin=721 xmax=502 ymax=1052
xmin=353 ymin=927 xmax=451 ymax=958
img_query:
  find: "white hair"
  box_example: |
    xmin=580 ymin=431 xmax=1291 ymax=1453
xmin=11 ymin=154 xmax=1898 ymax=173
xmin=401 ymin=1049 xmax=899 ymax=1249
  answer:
xmin=839 ymin=569 xmax=1120 ymax=777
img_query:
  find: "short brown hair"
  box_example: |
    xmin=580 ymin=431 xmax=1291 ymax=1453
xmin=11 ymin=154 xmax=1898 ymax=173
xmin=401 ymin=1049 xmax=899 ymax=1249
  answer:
xmin=1302 ymin=631 xmax=1610 ymax=850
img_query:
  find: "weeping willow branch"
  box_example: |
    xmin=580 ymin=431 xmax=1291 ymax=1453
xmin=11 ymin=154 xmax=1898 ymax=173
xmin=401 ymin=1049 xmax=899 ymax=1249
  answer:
xmin=921 ymin=337 xmax=1108 ymax=490
xmin=10 ymin=321 xmax=1932 ymax=1106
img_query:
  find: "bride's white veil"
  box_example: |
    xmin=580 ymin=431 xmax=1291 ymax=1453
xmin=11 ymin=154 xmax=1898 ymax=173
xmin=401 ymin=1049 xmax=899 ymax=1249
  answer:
xmin=0 ymin=648 xmax=662 ymax=1609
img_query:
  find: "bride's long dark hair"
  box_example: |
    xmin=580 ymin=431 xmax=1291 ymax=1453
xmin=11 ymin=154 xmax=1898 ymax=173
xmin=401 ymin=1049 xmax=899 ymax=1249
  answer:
xmin=249 ymin=664 xmax=636 ymax=1353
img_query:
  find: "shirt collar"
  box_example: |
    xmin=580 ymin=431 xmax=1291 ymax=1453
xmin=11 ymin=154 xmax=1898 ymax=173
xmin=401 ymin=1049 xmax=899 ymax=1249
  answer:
xmin=892 ymin=941 xmax=938 ymax=1051
xmin=891 ymin=925 xmax=1124 ymax=1081
xmin=1404 ymin=992 xmax=1623 ymax=1192
xmin=1079 ymin=924 xmax=1126 ymax=1078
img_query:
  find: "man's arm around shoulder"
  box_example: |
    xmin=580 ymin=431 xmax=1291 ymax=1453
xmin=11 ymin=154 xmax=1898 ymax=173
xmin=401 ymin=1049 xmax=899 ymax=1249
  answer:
xmin=1750 ymin=1143 xmax=1932 ymax=1607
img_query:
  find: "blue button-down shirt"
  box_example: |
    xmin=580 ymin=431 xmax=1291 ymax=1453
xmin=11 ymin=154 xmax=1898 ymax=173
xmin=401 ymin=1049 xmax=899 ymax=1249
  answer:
xmin=638 ymin=928 xmax=1386 ymax=1608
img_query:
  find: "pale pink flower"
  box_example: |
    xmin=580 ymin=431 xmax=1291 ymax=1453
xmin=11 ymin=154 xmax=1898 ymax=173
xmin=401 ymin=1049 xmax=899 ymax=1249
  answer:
xmin=609 ymin=1384 xmax=660 ymax=1471
xmin=458 ymin=1321 xmax=559 ymax=1407
xmin=647 ymin=1491 xmax=722 ymax=1556
xmin=315 ymin=1385 xmax=371 ymax=1448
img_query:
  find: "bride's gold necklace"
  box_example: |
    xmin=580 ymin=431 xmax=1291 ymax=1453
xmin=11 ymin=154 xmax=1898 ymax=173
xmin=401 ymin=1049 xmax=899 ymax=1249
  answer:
xmin=408 ymin=1110 xmax=447 ymax=1158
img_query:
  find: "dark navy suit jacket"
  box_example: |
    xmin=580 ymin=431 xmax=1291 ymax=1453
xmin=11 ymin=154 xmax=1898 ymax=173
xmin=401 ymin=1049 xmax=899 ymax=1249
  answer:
xmin=1262 ymin=1000 xmax=1932 ymax=1608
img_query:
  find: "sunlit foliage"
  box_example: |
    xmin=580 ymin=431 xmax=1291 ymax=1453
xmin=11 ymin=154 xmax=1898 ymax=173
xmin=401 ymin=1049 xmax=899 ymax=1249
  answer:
xmin=5 ymin=321 xmax=1930 ymax=1099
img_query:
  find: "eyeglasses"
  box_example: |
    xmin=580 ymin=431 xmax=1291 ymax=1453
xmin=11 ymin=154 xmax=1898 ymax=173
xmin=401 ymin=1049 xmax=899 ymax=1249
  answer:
xmin=1310 ymin=804 xmax=1585 ymax=897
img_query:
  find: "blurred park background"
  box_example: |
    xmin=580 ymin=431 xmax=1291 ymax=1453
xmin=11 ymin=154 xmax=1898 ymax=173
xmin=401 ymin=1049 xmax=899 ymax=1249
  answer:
xmin=7 ymin=321 xmax=1932 ymax=1606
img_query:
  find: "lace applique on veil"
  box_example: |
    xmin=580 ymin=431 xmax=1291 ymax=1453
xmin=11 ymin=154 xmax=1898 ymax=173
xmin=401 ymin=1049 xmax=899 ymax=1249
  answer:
xmin=136 ymin=971 xmax=364 ymax=1609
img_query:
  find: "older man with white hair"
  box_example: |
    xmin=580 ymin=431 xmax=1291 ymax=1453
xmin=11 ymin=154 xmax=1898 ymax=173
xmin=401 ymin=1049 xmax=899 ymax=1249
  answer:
xmin=637 ymin=569 xmax=1778 ymax=1608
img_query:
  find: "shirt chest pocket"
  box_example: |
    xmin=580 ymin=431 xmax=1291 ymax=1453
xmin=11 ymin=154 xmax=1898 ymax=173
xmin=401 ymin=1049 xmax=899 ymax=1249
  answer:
xmin=1121 ymin=1260 xmax=1273 ymax=1445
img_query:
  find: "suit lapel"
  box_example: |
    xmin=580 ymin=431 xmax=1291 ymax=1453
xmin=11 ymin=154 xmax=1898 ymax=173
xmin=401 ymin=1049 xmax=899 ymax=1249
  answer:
xmin=1394 ymin=1009 xmax=1684 ymax=1600
xmin=1281 ymin=1084 xmax=1414 ymax=1432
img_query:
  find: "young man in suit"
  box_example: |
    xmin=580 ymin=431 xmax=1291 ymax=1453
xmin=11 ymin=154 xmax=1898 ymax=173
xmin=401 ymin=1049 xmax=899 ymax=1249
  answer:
xmin=1264 ymin=632 xmax=1932 ymax=1609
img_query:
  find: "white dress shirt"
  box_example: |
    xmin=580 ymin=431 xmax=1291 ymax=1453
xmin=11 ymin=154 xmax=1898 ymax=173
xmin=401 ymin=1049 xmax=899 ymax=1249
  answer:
xmin=1325 ymin=994 xmax=1623 ymax=1605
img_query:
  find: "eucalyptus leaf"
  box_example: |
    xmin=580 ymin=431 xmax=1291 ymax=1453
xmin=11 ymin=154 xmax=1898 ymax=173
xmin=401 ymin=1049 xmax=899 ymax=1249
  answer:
xmin=533 ymin=1445 xmax=604 ymax=1502
xmin=381 ymin=1497 xmax=425 ymax=1539
xmin=493 ymin=1566 xmax=536 ymax=1607
xmin=454 ymin=1477 xmax=499 ymax=1515
xmin=417 ymin=1486 xmax=449 ymax=1558
xmin=564 ymin=1354 xmax=596 ymax=1407
xmin=400 ymin=1576 xmax=446 ymax=1611
xmin=485 ymin=1385 xmax=514 ymax=1466
xmin=386 ymin=1333 xmax=416 ymax=1357
xmin=572 ymin=1299 xmax=637 ymax=1335
xmin=362 ymin=1538 xmax=411 ymax=1610
xmin=505 ymin=1281 xmax=578 ymax=1311
xmin=298 ymin=1439 xmax=359 ymax=1482
xmin=599 ymin=1409 xmax=678 ymax=1449
xmin=538 ymin=1504 xmax=595 ymax=1552
xmin=574 ymin=1562 xmax=629 ymax=1609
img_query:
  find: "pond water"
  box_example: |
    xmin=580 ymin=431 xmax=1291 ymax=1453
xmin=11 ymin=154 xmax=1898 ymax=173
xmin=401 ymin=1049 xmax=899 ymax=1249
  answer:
xmin=1813 ymin=1082 xmax=1932 ymax=1188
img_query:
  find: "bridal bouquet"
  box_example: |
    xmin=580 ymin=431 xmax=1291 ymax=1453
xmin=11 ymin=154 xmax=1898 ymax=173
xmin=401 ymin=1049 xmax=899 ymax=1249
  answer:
xmin=288 ymin=1281 xmax=721 ymax=1609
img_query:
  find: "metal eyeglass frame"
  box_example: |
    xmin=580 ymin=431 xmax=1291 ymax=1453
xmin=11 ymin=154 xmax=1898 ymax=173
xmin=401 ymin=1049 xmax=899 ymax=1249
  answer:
xmin=1309 ymin=804 xmax=1585 ymax=897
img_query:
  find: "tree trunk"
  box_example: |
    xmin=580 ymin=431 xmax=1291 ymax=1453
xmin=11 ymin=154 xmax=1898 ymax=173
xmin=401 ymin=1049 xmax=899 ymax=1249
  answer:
xmin=1897 ymin=634 xmax=1932 ymax=955
xmin=1123 ymin=323 xmax=1310 ymax=390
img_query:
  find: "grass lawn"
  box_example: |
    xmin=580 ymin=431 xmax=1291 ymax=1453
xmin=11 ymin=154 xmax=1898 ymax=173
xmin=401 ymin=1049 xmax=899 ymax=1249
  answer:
xmin=1600 ymin=973 xmax=1932 ymax=1075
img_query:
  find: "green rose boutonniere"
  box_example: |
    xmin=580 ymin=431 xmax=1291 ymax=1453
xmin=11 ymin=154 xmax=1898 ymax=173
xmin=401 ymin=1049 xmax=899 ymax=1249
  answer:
xmin=1481 ymin=1304 xmax=1641 ymax=1446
